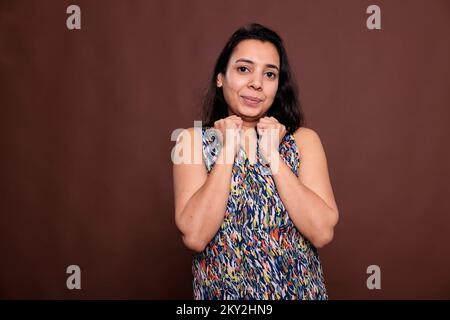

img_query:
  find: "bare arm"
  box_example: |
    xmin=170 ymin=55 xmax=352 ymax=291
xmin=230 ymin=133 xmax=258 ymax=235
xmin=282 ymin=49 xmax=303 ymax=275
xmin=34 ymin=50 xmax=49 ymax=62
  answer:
xmin=269 ymin=127 xmax=339 ymax=248
xmin=173 ymin=126 xmax=238 ymax=252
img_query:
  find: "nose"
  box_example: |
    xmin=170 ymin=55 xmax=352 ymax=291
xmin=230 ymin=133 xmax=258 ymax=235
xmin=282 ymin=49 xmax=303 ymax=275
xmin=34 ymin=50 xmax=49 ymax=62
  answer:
xmin=248 ymin=74 xmax=262 ymax=91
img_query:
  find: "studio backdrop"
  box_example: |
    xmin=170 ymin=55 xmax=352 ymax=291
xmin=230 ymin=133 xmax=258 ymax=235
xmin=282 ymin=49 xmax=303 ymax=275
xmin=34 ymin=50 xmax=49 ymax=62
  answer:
xmin=1 ymin=0 xmax=449 ymax=299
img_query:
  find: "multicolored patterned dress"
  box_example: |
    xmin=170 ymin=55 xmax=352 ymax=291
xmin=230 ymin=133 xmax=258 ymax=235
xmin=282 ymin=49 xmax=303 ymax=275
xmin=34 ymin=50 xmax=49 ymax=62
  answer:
xmin=192 ymin=127 xmax=328 ymax=300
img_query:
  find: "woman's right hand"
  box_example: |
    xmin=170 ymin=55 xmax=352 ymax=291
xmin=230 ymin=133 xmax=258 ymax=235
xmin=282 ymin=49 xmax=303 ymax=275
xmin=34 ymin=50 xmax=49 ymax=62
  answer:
xmin=214 ymin=115 xmax=243 ymax=161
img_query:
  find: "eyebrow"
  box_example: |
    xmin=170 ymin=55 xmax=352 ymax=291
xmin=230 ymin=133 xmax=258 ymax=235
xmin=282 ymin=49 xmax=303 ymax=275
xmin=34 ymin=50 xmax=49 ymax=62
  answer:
xmin=234 ymin=58 xmax=279 ymax=71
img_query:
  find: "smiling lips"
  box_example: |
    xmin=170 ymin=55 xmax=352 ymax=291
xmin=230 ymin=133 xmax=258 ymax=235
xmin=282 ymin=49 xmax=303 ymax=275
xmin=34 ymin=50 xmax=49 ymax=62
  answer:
xmin=241 ymin=95 xmax=263 ymax=107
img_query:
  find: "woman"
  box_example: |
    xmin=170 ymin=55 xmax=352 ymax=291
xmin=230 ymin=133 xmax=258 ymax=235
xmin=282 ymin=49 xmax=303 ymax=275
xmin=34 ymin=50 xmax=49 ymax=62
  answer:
xmin=173 ymin=23 xmax=339 ymax=300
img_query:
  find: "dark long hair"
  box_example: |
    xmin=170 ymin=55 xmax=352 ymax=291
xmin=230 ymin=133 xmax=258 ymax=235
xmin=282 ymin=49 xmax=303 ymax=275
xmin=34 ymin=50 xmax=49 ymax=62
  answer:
xmin=202 ymin=23 xmax=305 ymax=134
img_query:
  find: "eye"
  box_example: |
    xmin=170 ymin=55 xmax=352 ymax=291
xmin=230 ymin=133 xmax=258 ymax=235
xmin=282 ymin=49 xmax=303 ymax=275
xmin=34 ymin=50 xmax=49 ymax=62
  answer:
xmin=266 ymin=72 xmax=277 ymax=79
xmin=237 ymin=66 xmax=249 ymax=73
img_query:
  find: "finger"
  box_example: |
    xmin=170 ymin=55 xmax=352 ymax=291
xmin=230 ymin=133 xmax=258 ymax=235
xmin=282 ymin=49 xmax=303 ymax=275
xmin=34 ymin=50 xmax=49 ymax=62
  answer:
xmin=225 ymin=118 xmax=240 ymax=127
xmin=257 ymin=125 xmax=269 ymax=132
xmin=232 ymin=120 xmax=243 ymax=129
xmin=256 ymin=123 xmax=268 ymax=129
xmin=258 ymin=118 xmax=275 ymax=124
xmin=257 ymin=123 xmax=277 ymax=130
xmin=257 ymin=119 xmax=273 ymax=124
xmin=256 ymin=127 xmax=264 ymax=135
xmin=228 ymin=116 xmax=242 ymax=123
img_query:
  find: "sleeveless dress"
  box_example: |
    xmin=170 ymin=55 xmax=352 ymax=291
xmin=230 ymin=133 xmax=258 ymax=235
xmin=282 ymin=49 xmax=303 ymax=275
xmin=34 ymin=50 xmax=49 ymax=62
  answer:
xmin=192 ymin=127 xmax=328 ymax=300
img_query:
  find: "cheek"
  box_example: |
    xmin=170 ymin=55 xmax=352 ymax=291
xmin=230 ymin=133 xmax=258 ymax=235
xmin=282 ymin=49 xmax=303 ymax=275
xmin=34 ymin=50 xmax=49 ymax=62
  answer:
xmin=266 ymin=82 xmax=279 ymax=99
xmin=223 ymin=81 xmax=246 ymax=104
xmin=227 ymin=76 xmax=247 ymax=92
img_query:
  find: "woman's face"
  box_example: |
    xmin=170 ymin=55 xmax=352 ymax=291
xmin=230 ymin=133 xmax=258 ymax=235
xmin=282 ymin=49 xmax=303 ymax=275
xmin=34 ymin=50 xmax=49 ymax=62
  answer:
xmin=217 ymin=39 xmax=280 ymax=122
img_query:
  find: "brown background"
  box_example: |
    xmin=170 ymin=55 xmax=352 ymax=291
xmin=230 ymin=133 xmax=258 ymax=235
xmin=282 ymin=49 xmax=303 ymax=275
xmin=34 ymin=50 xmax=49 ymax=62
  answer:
xmin=1 ymin=0 xmax=449 ymax=299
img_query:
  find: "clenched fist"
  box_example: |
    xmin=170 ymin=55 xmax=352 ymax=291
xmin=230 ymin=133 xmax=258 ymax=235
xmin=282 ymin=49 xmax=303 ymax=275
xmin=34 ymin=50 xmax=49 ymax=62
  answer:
xmin=214 ymin=115 xmax=243 ymax=163
xmin=256 ymin=116 xmax=286 ymax=167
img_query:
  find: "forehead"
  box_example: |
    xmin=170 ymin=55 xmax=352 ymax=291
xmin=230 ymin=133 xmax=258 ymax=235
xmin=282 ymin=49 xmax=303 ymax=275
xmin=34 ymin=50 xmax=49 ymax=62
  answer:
xmin=229 ymin=39 xmax=280 ymax=67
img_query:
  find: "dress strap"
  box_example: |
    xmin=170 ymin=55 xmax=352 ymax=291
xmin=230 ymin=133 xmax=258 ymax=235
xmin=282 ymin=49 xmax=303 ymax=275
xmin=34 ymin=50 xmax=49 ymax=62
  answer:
xmin=201 ymin=127 xmax=221 ymax=172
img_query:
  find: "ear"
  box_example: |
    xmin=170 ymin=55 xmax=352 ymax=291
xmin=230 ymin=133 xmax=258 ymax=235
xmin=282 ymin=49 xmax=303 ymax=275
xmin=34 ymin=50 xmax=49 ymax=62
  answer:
xmin=216 ymin=73 xmax=223 ymax=88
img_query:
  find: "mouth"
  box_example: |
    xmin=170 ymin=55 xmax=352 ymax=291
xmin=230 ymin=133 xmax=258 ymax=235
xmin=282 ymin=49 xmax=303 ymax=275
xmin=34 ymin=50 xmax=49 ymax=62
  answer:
xmin=240 ymin=95 xmax=263 ymax=107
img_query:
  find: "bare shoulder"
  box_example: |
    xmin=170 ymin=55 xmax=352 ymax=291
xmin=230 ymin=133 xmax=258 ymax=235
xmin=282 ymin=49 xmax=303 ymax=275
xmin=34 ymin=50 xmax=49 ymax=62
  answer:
xmin=176 ymin=126 xmax=203 ymax=147
xmin=173 ymin=126 xmax=204 ymax=166
xmin=180 ymin=126 xmax=199 ymax=140
xmin=292 ymin=127 xmax=324 ymax=152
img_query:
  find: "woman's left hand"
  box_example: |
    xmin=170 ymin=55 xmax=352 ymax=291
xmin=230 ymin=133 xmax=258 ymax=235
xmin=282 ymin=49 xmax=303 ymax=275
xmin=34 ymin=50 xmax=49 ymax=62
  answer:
xmin=256 ymin=116 xmax=286 ymax=165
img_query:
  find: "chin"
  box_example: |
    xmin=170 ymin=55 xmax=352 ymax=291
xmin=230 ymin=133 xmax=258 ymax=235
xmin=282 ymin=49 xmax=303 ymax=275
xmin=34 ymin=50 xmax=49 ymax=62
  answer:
xmin=237 ymin=105 xmax=262 ymax=118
